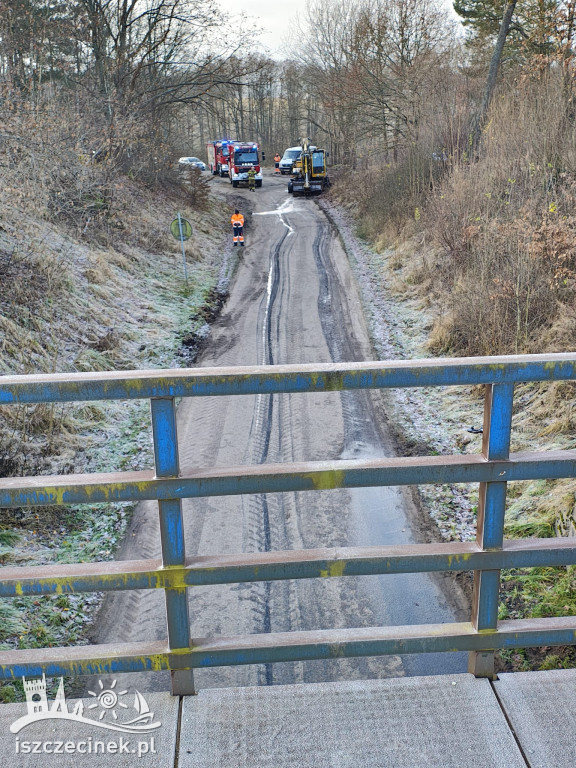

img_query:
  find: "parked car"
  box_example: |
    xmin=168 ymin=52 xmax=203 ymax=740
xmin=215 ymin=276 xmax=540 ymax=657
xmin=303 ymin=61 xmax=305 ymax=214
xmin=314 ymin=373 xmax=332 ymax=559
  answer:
xmin=279 ymin=147 xmax=302 ymax=174
xmin=178 ymin=156 xmax=206 ymax=171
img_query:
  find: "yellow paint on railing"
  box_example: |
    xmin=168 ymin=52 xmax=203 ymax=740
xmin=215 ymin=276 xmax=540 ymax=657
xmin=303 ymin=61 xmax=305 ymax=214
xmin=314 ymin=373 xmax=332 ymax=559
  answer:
xmin=320 ymin=561 xmax=347 ymax=578
xmin=304 ymin=470 xmax=345 ymax=491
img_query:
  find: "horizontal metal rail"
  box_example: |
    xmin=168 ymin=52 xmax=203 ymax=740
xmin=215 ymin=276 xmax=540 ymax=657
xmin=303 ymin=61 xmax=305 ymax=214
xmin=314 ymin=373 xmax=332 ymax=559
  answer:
xmin=1 ymin=617 xmax=576 ymax=680
xmin=0 ymin=353 xmax=575 ymax=688
xmin=0 ymin=538 xmax=575 ymax=597
xmin=2 ymin=450 xmax=576 ymax=508
xmin=1 ymin=353 xmax=576 ymax=405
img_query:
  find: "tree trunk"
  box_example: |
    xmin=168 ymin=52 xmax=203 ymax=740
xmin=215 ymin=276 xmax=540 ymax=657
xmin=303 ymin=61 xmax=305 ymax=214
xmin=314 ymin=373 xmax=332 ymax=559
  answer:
xmin=471 ymin=0 xmax=517 ymax=155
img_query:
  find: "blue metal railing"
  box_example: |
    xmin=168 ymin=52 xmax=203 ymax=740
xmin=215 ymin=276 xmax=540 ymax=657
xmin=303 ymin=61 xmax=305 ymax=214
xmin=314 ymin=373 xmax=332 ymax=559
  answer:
xmin=0 ymin=353 xmax=576 ymax=692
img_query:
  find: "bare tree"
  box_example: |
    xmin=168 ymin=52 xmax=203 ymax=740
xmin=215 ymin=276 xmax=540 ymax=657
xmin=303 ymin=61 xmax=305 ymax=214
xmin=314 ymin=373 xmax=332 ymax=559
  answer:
xmin=290 ymin=0 xmax=456 ymax=162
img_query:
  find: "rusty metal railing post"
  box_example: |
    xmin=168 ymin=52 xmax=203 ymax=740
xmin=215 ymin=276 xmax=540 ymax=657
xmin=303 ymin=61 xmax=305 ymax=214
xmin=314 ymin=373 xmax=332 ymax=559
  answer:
xmin=468 ymin=382 xmax=514 ymax=678
xmin=150 ymin=397 xmax=194 ymax=695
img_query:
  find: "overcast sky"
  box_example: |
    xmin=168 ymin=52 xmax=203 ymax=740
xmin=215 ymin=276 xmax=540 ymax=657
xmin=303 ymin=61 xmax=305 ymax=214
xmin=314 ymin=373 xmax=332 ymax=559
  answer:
xmin=217 ymin=0 xmax=461 ymax=58
xmin=217 ymin=0 xmax=308 ymax=58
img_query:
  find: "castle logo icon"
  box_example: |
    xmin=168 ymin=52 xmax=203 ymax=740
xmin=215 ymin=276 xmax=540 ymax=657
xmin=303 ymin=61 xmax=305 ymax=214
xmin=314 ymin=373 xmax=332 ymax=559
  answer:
xmin=11 ymin=676 xmax=161 ymax=734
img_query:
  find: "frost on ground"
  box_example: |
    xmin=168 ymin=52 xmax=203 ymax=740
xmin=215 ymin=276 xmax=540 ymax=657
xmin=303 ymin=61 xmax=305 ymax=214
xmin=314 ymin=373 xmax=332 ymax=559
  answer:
xmin=322 ymin=199 xmax=481 ymax=543
xmin=0 ymin=184 xmax=236 ymax=697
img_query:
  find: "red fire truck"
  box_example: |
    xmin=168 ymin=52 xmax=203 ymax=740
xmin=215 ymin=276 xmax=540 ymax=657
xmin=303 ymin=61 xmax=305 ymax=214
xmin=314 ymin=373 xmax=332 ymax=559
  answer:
xmin=206 ymin=139 xmax=235 ymax=177
xmin=228 ymin=142 xmax=263 ymax=188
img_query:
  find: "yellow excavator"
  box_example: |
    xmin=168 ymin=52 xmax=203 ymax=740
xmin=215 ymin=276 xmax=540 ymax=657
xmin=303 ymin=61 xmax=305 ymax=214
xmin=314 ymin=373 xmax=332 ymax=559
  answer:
xmin=287 ymin=138 xmax=330 ymax=196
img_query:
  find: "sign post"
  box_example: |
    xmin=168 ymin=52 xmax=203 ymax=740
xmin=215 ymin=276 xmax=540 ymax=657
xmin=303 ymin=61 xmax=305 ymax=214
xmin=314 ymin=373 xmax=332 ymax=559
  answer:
xmin=170 ymin=214 xmax=193 ymax=289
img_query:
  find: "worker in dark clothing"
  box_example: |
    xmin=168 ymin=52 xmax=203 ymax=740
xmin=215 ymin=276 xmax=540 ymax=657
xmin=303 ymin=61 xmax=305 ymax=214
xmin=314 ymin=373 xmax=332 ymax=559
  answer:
xmin=231 ymin=209 xmax=244 ymax=246
xmin=247 ymin=166 xmax=256 ymax=191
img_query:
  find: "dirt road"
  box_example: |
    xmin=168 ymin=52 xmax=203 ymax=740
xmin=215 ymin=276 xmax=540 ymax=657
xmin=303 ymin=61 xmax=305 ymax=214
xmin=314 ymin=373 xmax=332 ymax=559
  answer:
xmin=90 ymin=173 xmax=468 ymax=691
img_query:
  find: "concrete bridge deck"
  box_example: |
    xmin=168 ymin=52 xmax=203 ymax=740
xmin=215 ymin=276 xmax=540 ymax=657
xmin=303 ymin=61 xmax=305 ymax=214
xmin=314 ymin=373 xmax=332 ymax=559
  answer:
xmin=1 ymin=669 xmax=572 ymax=767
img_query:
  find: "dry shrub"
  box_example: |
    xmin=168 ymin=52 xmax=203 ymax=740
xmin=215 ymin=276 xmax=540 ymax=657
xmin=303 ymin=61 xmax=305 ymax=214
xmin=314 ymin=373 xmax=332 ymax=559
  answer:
xmin=540 ymin=305 xmax=576 ymax=352
xmin=428 ymin=214 xmax=558 ymax=355
xmin=339 ymin=145 xmax=444 ymax=244
xmin=1 ymin=91 xmax=113 ymax=234
xmin=0 ymin=239 xmax=69 ymax=339
xmin=0 ymin=88 xmax=205 ymax=243
xmin=0 ymin=402 xmax=76 ymax=478
xmin=425 ymin=70 xmax=576 ymax=355
xmin=177 ymin=165 xmax=210 ymax=209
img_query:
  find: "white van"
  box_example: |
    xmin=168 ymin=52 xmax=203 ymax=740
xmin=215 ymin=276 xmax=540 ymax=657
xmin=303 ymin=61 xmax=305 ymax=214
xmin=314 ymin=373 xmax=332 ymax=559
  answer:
xmin=279 ymin=146 xmax=302 ymax=174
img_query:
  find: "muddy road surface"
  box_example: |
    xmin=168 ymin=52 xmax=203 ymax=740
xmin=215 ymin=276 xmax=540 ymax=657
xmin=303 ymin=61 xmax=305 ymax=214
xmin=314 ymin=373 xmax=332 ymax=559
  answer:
xmin=89 ymin=172 xmax=468 ymax=691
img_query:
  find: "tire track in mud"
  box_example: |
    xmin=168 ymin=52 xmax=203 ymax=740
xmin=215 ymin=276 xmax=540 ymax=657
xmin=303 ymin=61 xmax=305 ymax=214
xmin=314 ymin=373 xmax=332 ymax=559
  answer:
xmin=273 ymin=214 xmax=403 ymax=683
xmin=247 ymin=207 xmax=404 ymax=685
xmin=243 ymin=216 xmax=291 ymax=685
xmin=308 ymin=210 xmax=468 ymax=678
xmin=311 ymin=220 xmax=389 ymax=456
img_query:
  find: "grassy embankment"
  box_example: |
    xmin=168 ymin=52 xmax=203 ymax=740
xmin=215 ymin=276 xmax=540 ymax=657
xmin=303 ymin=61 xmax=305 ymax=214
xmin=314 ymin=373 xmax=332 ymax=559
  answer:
xmin=331 ymin=71 xmax=576 ymax=671
xmin=0 ymin=121 xmax=233 ymax=700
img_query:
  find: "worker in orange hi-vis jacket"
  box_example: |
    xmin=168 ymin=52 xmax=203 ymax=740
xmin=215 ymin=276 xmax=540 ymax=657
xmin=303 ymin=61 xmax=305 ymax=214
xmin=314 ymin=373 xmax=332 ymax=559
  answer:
xmin=231 ymin=209 xmax=245 ymax=247
xmin=274 ymin=153 xmax=281 ymax=173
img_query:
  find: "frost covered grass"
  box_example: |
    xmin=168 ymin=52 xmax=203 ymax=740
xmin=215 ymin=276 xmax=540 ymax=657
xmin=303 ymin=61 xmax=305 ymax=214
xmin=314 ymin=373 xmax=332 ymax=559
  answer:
xmin=323 ymin=198 xmax=576 ymax=671
xmin=0 ymin=181 xmax=236 ymax=698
